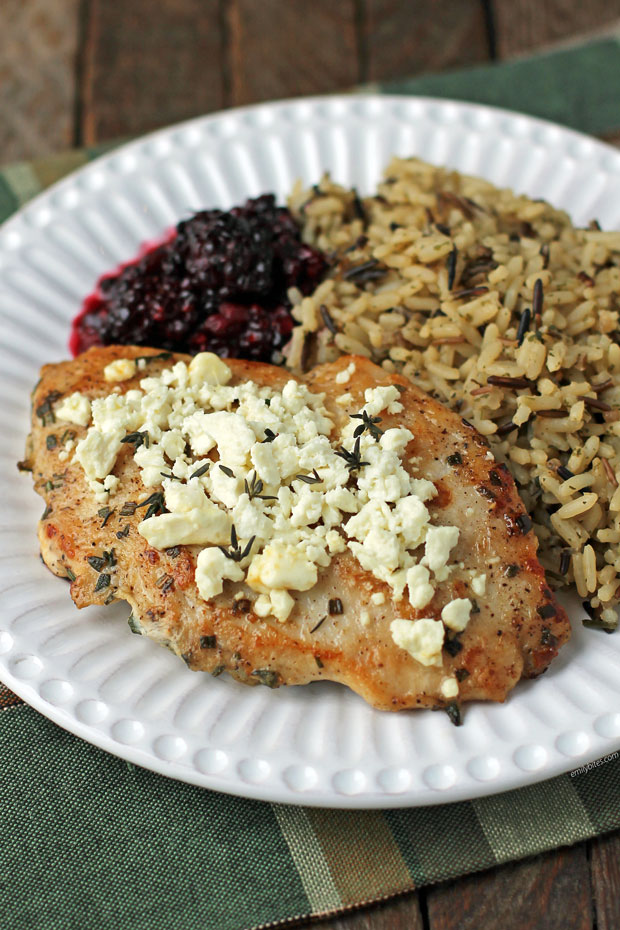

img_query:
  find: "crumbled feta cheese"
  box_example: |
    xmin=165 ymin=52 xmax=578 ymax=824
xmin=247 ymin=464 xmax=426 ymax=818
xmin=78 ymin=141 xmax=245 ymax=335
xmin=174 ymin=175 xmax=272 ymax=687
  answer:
xmin=195 ymin=547 xmax=244 ymax=600
xmin=247 ymin=543 xmax=318 ymax=592
xmin=188 ymin=352 xmax=232 ymax=386
xmin=440 ymin=677 xmax=459 ymax=699
xmin=363 ymin=385 xmax=401 ymax=416
xmin=67 ymin=354 xmax=465 ymax=627
xmin=104 ymin=358 xmax=137 ymax=383
xmin=75 ymin=428 xmax=122 ymax=488
xmin=406 ymin=564 xmax=435 ymax=609
xmin=471 ymin=573 xmax=486 ymax=596
xmin=139 ymin=506 xmax=231 ymax=549
xmin=335 ymin=362 xmax=356 ymax=384
xmin=423 ymin=525 xmax=459 ymax=574
xmin=359 ymin=609 xmax=371 ymax=627
xmin=335 ymin=392 xmax=353 ymax=406
xmin=103 ymin=475 xmax=119 ymax=495
xmin=390 ymin=617 xmax=444 ymax=667
xmin=55 ymin=392 xmax=91 ymax=427
xmin=441 ymin=597 xmax=472 ymax=632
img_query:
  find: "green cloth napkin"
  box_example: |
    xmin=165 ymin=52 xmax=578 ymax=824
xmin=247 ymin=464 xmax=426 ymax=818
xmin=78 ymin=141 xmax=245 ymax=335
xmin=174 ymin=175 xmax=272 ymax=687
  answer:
xmin=2 ymin=37 xmax=620 ymax=930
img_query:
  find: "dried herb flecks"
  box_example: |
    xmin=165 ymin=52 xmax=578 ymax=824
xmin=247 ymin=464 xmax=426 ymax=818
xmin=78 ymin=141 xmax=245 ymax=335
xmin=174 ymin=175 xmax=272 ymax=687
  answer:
xmin=537 ymin=604 xmax=557 ymax=619
xmin=87 ymin=549 xmax=116 ymax=573
xmin=136 ymin=491 xmax=166 ymax=520
xmin=36 ymin=391 xmax=61 ymax=426
xmin=293 ymin=469 xmax=322 ymax=485
xmin=189 ymin=462 xmax=210 ymax=480
xmin=121 ymin=431 xmax=150 ymax=449
xmin=444 ymin=635 xmax=462 ymax=657
xmin=98 ymin=506 xmax=114 ymax=528
xmin=310 ymin=615 xmax=327 ymax=634
xmin=328 ymin=598 xmax=343 ymax=615
xmin=200 ymin=635 xmax=217 ymax=649
xmin=335 ymin=436 xmax=369 ymax=473
xmin=252 ymin=668 xmax=281 ymax=688
xmin=94 ymin=573 xmax=111 ymax=592
xmin=218 ymin=464 xmax=235 ymax=478
xmin=515 ymin=514 xmax=532 ymax=534
xmin=46 ymin=434 xmax=58 ymax=450
xmin=128 ymin=613 xmax=142 ymax=635
xmin=218 ymin=525 xmax=255 ymax=563
xmin=245 ymin=471 xmax=277 ymax=501
xmin=351 ymin=410 xmax=383 ymax=441
xmin=262 ymin=428 xmax=276 ymax=443
xmin=445 ymin=702 xmax=462 ymax=726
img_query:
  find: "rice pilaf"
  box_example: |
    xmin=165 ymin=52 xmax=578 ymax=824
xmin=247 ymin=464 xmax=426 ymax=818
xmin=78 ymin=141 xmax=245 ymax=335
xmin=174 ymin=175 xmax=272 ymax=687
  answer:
xmin=285 ymin=157 xmax=620 ymax=629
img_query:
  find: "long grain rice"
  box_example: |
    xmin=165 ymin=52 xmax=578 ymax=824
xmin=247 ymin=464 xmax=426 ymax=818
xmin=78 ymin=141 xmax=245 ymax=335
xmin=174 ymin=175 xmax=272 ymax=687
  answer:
xmin=285 ymin=157 xmax=620 ymax=628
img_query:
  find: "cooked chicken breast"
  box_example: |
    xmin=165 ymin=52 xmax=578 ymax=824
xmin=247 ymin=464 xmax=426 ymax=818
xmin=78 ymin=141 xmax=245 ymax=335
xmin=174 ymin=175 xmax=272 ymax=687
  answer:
xmin=22 ymin=346 xmax=570 ymax=715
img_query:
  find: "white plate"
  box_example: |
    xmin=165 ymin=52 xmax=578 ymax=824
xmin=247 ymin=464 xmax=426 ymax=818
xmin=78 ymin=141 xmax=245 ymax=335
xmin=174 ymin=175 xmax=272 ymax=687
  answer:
xmin=1 ymin=95 xmax=620 ymax=808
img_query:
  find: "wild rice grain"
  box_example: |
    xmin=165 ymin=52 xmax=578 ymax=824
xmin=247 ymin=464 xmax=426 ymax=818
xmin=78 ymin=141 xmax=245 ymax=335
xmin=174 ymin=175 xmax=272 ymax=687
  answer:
xmin=290 ymin=156 xmax=620 ymax=626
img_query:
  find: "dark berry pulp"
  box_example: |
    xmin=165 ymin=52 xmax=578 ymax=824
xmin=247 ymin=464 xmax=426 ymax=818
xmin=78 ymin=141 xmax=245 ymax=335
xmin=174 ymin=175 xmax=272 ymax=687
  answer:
xmin=70 ymin=194 xmax=328 ymax=362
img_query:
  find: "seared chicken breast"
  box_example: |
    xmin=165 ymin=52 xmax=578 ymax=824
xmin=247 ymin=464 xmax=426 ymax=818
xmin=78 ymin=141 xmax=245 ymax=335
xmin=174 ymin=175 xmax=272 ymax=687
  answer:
xmin=22 ymin=346 xmax=570 ymax=714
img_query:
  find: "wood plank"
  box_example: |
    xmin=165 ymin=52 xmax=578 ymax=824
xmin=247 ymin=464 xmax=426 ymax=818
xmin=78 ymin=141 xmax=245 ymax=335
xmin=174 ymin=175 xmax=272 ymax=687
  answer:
xmin=590 ymin=831 xmax=620 ymax=930
xmin=363 ymin=0 xmax=491 ymax=84
xmin=227 ymin=0 xmax=359 ymax=105
xmin=0 ymin=0 xmax=80 ymax=161
xmin=297 ymin=893 xmax=424 ymax=930
xmin=492 ymin=0 xmax=620 ymax=59
xmin=80 ymin=0 xmax=226 ymax=145
xmin=425 ymin=844 xmax=593 ymax=930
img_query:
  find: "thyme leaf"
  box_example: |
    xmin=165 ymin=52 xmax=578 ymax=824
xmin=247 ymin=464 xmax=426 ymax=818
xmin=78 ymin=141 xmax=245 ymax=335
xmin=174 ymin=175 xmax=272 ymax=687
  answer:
xmin=251 ymin=668 xmax=281 ymax=689
xmin=310 ymin=615 xmax=327 ymax=634
xmin=136 ymin=491 xmax=166 ymax=520
xmin=36 ymin=391 xmax=61 ymax=426
xmin=121 ymin=431 xmax=150 ymax=449
xmin=218 ymin=525 xmax=255 ymax=562
xmin=334 ymin=436 xmax=369 ymax=472
xmin=350 ymin=410 xmax=383 ymax=441
xmin=94 ymin=573 xmax=111 ymax=592
xmin=98 ymin=506 xmax=114 ymax=528
xmin=293 ymin=469 xmax=322 ymax=485
xmin=244 ymin=471 xmax=276 ymax=501
xmin=189 ymin=462 xmax=210 ymax=480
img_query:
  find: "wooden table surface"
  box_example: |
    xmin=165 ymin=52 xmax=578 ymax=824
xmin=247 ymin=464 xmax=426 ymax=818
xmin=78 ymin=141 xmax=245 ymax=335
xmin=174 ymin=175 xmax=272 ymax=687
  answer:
xmin=2 ymin=2 xmax=620 ymax=927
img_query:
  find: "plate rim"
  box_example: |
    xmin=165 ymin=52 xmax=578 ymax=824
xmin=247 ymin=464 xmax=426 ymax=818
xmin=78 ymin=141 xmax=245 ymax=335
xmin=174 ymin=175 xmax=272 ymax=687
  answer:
xmin=1 ymin=92 xmax=620 ymax=808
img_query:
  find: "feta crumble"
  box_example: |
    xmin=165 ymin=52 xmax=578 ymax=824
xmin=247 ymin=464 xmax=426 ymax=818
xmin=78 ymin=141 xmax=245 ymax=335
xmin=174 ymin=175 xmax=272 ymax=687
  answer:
xmin=63 ymin=352 xmax=471 ymax=652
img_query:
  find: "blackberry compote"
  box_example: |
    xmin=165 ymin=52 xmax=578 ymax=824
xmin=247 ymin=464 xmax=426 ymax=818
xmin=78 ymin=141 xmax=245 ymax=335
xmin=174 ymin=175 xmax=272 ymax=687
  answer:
xmin=71 ymin=194 xmax=328 ymax=363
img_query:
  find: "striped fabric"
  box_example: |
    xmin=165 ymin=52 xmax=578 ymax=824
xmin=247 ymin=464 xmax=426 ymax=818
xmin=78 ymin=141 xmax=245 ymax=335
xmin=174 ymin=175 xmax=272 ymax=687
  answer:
xmin=2 ymin=40 xmax=620 ymax=930
xmin=1 ymin=691 xmax=619 ymax=929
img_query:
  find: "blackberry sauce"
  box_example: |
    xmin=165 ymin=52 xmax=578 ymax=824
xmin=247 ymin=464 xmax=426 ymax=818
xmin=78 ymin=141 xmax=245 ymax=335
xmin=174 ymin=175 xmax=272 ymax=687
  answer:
xmin=71 ymin=194 xmax=328 ymax=362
